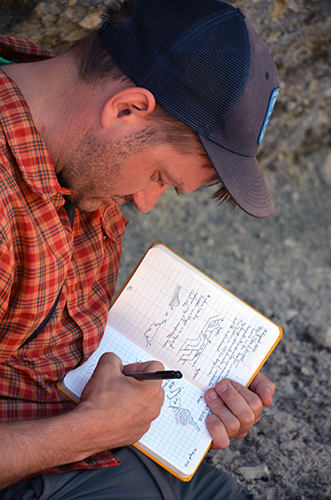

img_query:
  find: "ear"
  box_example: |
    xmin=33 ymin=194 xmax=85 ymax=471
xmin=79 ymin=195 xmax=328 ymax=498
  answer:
xmin=100 ymin=87 xmax=156 ymax=129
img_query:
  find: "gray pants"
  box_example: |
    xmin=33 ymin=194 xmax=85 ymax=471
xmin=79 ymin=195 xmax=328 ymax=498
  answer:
xmin=0 ymin=447 xmax=254 ymax=500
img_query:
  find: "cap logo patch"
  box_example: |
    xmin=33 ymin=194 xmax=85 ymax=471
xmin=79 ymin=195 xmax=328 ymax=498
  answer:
xmin=258 ymin=87 xmax=280 ymax=144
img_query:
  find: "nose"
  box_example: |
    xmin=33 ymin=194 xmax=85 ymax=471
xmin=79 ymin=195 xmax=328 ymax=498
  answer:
xmin=132 ymin=184 xmax=169 ymax=213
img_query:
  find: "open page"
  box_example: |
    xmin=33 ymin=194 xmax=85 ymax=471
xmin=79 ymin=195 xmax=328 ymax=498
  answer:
xmin=61 ymin=325 xmax=212 ymax=479
xmin=108 ymin=244 xmax=282 ymax=392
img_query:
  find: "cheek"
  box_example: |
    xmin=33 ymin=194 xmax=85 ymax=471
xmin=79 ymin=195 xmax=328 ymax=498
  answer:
xmin=118 ymin=175 xmax=155 ymax=196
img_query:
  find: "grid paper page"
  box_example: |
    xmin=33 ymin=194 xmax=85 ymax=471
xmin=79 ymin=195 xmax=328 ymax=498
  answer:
xmin=62 ymin=326 xmax=212 ymax=475
xmin=62 ymin=325 xmax=155 ymax=399
xmin=139 ymin=375 xmax=211 ymax=475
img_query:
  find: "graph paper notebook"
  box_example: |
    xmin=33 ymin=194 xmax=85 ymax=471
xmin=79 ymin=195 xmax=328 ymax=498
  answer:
xmin=59 ymin=243 xmax=282 ymax=481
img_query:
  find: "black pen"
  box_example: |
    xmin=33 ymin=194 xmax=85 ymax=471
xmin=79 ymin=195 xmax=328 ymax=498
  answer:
xmin=124 ymin=370 xmax=182 ymax=380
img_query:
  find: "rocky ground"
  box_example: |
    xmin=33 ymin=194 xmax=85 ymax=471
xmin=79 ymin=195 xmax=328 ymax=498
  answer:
xmin=1 ymin=0 xmax=331 ymax=498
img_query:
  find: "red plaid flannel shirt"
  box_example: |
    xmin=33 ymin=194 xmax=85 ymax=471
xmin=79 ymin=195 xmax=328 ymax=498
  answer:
xmin=0 ymin=36 xmax=128 ymax=472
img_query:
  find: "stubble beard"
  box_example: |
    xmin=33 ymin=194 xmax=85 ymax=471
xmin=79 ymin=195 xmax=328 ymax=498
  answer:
xmin=56 ymin=125 xmax=159 ymax=211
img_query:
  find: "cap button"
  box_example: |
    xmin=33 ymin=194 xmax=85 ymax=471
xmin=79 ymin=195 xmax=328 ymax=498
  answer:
xmin=237 ymin=7 xmax=247 ymax=19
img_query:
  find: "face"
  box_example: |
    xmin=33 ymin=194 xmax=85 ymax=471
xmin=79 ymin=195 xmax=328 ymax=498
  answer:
xmin=57 ymin=129 xmax=215 ymax=213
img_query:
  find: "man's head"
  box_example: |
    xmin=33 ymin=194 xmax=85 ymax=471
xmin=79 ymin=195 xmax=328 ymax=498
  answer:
xmin=68 ymin=7 xmax=232 ymax=213
xmin=69 ymin=0 xmax=279 ymax=217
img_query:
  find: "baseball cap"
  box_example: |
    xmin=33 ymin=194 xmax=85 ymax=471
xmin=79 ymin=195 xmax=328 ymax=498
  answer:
xmin=98 ymin=0 xmax=280 ymax=217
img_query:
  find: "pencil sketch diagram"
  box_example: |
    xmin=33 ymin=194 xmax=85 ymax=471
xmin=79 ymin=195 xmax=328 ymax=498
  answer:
xmin=179 ymin=315 xmax=223 ymax=365
xmin=167 ymin=386 xmax=200 ymax=432
xmin=144 ymin=316 xmax=168 ymax=346
xmin=144 ymin=285 xmax=182 ymax=346
xmin=169 ymin=285 xmax=181 ymax=310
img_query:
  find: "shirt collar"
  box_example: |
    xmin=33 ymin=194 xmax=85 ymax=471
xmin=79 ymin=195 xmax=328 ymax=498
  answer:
xmin=102 ymin=204 xmax=128 ymax=244
xmin=0 ymin=36 xmax=70 ymax=200
xmin=0 ymin=35 xmax=54 ymax=63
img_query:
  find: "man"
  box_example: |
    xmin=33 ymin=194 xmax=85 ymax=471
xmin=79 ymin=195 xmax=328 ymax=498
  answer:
xmin=0 ymin=0 xmax=279 ymax=498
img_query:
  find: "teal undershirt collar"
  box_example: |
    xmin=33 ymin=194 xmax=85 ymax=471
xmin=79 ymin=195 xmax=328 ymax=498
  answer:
xmin=0 ymin=56 xmax=14 ymax=65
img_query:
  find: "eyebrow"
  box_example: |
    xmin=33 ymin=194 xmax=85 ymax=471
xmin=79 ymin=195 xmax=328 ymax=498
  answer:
xmin=163 ymin=171 xmax=186 ymax=195
xmin=163 ymin=163 xmax=216 ymax=196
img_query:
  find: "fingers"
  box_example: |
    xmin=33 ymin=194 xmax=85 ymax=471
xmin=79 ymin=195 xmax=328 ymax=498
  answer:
xmin=81 ymin=352 xmax=123 ymax=399
xmin=80 ymin=353 xmax=163 ymax=411
xmin=78 ymin=353 xmax=165 ymax=449
xmin=121 ymin=360 xmax=165 ymax=412
xmin=205 ymin=378 xmax=265 ymax=449
xmin=249 ymin=372 xmax=275 ymax=407
xmin=205 ymin=413 xmax=231 ymax=449
xmin=122 ymin=359 xmax=165 ymax=376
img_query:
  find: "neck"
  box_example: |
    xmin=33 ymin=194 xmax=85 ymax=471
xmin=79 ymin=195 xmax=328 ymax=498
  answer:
xmin=3 ymin=54 xmax=81 ymax=169
xmin=2 ymin=53 xmax=133 ymax=176
xmin=2 ymin=54 xmax=90 ymax=172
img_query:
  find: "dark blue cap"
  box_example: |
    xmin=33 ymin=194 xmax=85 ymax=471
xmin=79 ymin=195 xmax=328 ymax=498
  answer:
xmin=98 ymin=0 xmax=280 ymax=217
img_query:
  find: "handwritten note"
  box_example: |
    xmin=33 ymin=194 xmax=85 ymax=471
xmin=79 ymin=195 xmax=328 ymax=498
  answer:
xmin=108 ymin=244 xmax=278 ymax=391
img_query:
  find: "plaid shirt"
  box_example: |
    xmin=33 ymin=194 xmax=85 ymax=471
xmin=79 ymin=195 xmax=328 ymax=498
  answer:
xmin=0 ymin=36 xmax=128 ymax=472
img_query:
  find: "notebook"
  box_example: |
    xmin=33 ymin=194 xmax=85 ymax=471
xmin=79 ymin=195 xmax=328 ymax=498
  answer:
xmin=59 ymin=243 xmax=282 ymax=480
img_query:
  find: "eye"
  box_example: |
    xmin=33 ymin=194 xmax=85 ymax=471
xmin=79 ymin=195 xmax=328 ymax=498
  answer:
xmin=152 ymin=171 xmax=167 ymax=188
xmin=156 ymin=176 xmax=165 ymax=188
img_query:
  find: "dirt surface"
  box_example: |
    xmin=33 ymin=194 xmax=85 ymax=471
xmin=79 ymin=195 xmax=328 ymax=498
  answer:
xmin=2 ymin=0 xmax=331 ymax=498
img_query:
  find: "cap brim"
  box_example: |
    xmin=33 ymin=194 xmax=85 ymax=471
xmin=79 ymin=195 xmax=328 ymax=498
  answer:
xmin=200 ymin=135 xmax=275 ymax=218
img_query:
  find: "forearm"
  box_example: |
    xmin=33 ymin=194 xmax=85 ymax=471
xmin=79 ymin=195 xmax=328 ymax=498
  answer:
xmin=0 ymin=409 xmax=95 ymax=490
xmin=0 ymin=355 xmax=165 ymax=490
